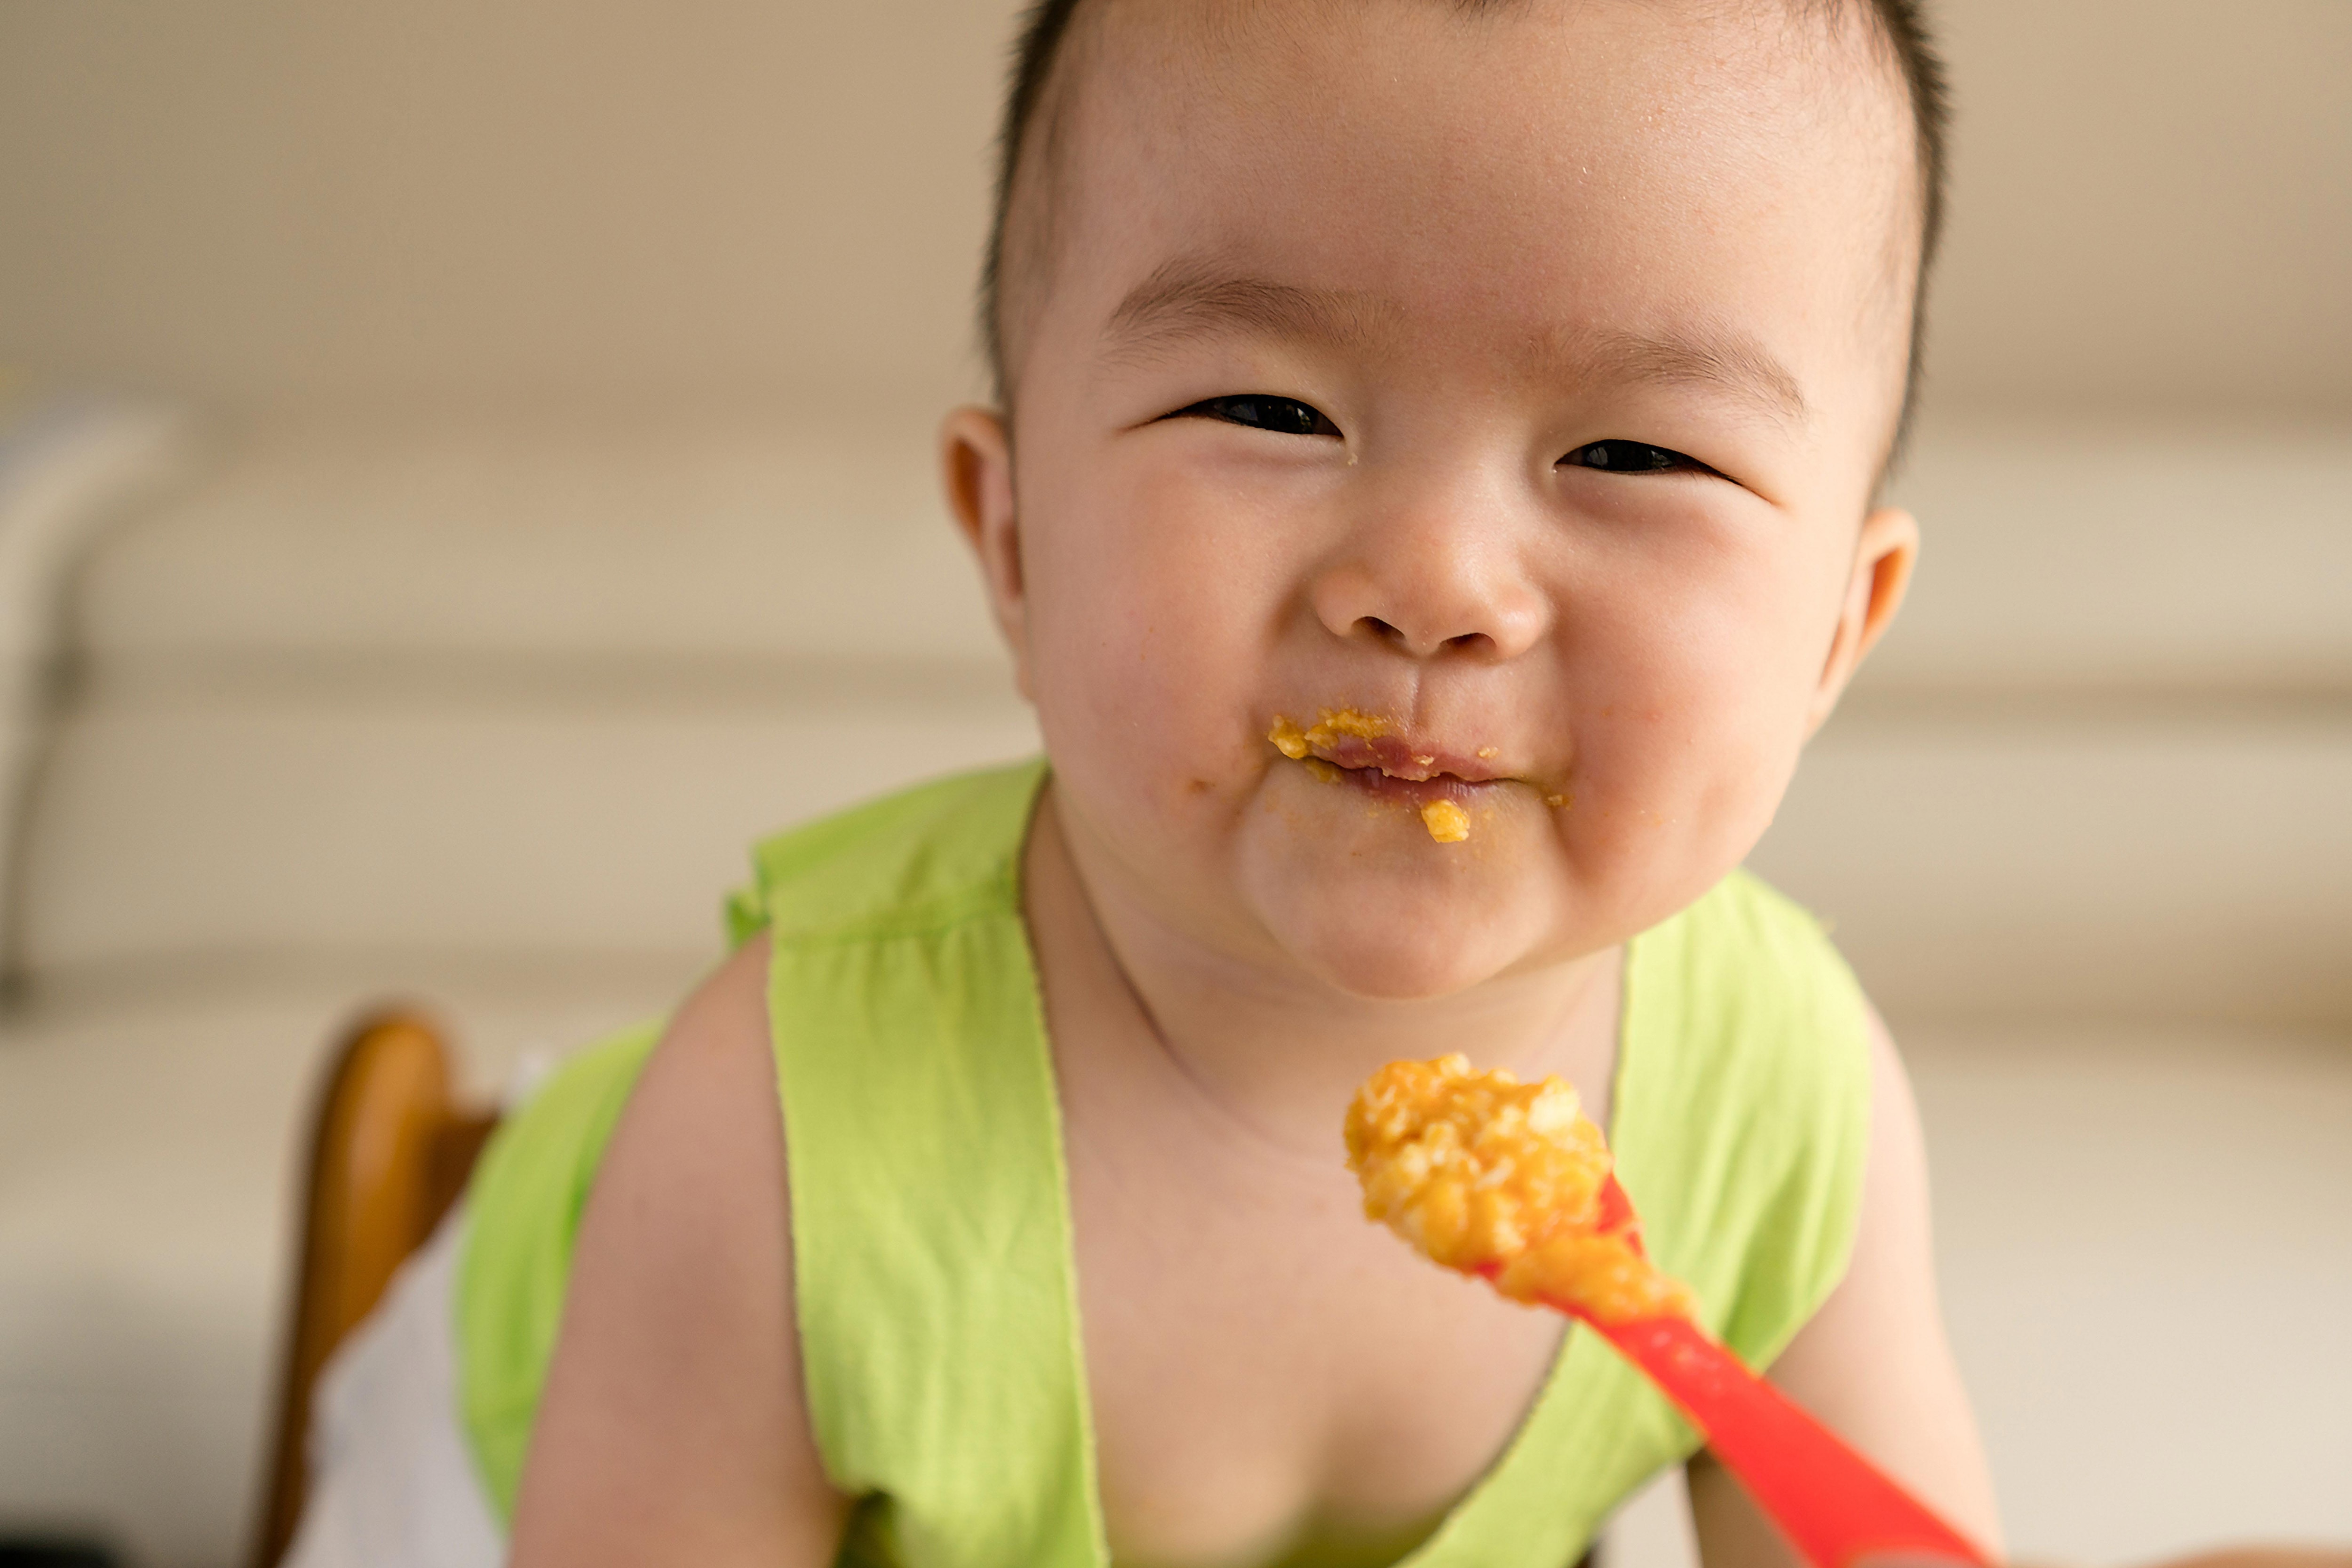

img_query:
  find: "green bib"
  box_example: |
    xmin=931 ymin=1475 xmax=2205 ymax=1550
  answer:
xmin=460 ymin=760 xmax=1870 ymax=1568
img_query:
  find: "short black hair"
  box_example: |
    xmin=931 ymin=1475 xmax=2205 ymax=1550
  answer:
xmin=978 ymin=0 xmax=1951 ymax=452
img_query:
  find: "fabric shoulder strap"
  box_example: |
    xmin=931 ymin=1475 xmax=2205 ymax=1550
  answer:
xmin=1614 ymin=868 xmax=1875 ymax=1368
xmin=730 ymin=759 xmax=1105 ymax=1568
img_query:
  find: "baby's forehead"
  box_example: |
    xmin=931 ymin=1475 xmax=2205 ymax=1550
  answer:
xmin=1010 ymin=0 xmax=1919 ymax=408
xmin=1049 ymin=0 xmax=1910 ymax=183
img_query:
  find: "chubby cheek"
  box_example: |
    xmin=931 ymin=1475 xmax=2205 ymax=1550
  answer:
xmin=1552 ymin=535 xmax=1830 ymax=922
xmin=1015 ymin=452 xmax=1288 ymax=866
xmin=1556 ymin=696 xmax=1796 ymax=923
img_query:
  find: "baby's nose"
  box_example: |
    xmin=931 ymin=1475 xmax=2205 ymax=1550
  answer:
xmin=1307 ymin=496 xmax=1549 ymax=662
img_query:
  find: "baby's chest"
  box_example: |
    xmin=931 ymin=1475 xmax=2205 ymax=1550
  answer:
xmin=1064 ymin=1134 xmax=1568 ymax=1568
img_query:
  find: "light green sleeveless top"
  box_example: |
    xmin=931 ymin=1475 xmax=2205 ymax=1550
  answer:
xmin=459 ymin=760 xmax=1871 ymax=1568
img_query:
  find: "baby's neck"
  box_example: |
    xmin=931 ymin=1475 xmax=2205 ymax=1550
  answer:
xmin=1023 ymin=786 xmax=1622 ymax=1160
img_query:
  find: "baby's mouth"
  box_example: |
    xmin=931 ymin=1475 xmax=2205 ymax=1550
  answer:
xmin=1267 ymin=708 xmax=1505 ymax=843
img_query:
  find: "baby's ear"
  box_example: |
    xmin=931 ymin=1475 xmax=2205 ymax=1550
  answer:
xmin=939 ymin=406 xmax=1032 ymax=698
xmin=1806 ymin=506 xmax=1918 ymax=735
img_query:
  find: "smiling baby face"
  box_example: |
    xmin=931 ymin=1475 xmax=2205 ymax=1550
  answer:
xmin=946 ymin=0 xmax=1924 ymax=998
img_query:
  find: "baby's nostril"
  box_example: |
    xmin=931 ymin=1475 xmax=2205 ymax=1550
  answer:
xmin=1360 ymin=616 xmax=1404 ymax=643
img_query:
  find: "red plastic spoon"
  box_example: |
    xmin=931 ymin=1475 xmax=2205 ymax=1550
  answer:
xmin=1511 ymin=1175 xmax=1992 ymax=1568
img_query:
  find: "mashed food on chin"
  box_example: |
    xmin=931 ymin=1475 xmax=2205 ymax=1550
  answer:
xmin=1344 ymin=1055 xmax=1698 ymax=1325
xmin=1269 ymin=710 xmax=1470 ymax=845
xmin=1420 ymin=799 xmax=1470 ymax=843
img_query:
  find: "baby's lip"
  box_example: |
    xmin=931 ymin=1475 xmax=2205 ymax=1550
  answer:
xmin=1307 ymin=732 xmax=1507 ymax=784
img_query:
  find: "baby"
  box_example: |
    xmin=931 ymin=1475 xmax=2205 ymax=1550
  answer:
xmin=456 ymin=2 xmax=2004 ymax=1565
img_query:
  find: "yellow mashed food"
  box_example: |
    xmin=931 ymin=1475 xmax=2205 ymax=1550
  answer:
xmin=1345 ymin=1055 xmax=1698 ymax=1325
xmin=1268 ymin=708 xmax=1390 ymax=760
xmin=1420 ymin=799 xmax=1470 ymax=843
xmin=1269 ymin=710 xmax=1472 ymax=844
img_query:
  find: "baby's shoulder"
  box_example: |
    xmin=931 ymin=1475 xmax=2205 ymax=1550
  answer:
xmin=461 ymin=939 xmax=796 ymax=1517
xmin=470 ymin=939 xmax=784 ymax=1260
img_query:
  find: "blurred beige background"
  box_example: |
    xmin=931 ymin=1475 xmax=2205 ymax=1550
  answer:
xmin=0 ymin=3 xmax=2347 ymax=1567
xmin=3 ymin=0 xmax=2347 ymax=419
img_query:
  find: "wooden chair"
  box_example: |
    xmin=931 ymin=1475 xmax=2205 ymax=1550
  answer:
xmin=250 ymin=1008 xmax=499 ymax=1568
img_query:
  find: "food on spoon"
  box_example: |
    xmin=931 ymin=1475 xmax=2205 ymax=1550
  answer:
xmin=1420 ymin=799 xmax=1470 ymax=843
xmin=1344 ymin=1055 xmax=1698 ymax=1324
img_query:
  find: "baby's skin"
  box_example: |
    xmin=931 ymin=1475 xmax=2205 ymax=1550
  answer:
xmin=509 ymin=3 xmax=2002 ymax=1566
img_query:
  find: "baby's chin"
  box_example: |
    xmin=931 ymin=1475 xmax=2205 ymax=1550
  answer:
xmin=1232 ymin=776 xmax=1569 ymax=999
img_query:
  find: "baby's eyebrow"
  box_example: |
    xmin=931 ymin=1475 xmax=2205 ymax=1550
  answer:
xmin=1573 ymin=326 xmax=1812 ymax=429
xmin=1102 ymin=258 xmax=1388 ymax=364
xmin=1104 ymin=256 xmax=1810 ymax=429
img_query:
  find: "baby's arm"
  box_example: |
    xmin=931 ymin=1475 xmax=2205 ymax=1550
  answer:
xmin=1689 ymin=1008 xmax=2003 ymax=1568
xmin=509 ymin=939 xmax=848 ymax=1567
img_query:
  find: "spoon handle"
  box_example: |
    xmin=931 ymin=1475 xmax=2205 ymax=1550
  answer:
xmin=1582 ymin=1312 xmax=1989 ymax=1568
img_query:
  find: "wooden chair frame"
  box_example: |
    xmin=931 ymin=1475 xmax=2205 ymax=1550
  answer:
xmin=250 ymin=1008 xmax=499 ymax=1568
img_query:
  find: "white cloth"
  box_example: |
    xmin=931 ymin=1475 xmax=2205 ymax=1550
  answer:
xmin=280 ymin=1206 xmax=506 ymax=1568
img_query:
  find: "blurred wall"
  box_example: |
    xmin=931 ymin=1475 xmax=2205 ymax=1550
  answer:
xmin=3 ymin=0 xmax=2349 ymax=422
xmin=0 ymin=0 xmax=1020 ymax=417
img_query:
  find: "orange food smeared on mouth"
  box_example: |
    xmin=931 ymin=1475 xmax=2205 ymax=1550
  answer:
xmin=1268 ymin=708 xmax=1391 ymax=760
xmin=1270 ymin=709 xmax=1474 ymax=844
xmin=1345 ymin=1055 xmax=1698 ymax=1325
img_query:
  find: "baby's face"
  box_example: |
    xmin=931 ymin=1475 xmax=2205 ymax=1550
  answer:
xmin=951 ymin=0 xmax=1920 ymax=998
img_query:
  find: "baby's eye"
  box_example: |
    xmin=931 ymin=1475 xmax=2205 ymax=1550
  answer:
xmin=1172 ymin=395 xmax=1342 ymax=438
xmin=1560 ymin=440 xmax=1714 ymax=475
